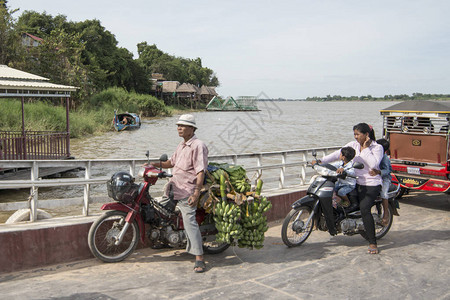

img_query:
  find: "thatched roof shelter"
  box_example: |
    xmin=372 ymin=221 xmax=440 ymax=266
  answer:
xmin=162 ymin=81 xmax=180 ymax=93
xmin=176 ymin=83 xmax=197 ymax=93
xmin=200 ymin=85 xmax=218 ymax=96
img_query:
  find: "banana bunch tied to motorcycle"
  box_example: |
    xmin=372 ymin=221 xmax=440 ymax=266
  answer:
xmin=213 ymin=174 xmax=243 ymax=244
xmin=207 ymin=168 xmax=227 ymax=185
xmin=213 ymin=199 xmax=243 ymax=244
xmin=227 ymin=165 xmax=251 ymax=193
xmin=237 ymin=182 xmax=272 ymax=249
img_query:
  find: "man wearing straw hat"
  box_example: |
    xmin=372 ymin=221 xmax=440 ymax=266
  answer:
xmin=152 ymin=114 xmax=208 ymax=273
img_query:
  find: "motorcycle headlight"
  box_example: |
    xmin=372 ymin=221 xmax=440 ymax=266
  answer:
xmin=138 ymin=167 xmax=146 ymax=177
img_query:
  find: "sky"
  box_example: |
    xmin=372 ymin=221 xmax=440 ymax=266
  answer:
xmin=10 ymin=0 xmax=450 ymax=99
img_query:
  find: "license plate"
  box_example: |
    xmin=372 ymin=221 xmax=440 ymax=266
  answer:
xmin=407 ymin=167 xmax=420 ymax=175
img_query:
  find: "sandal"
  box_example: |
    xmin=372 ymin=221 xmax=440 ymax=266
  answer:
xmin=194 ymin=260 xmax=206 ymax=273
xmin=367 ymin=245 xmax=379 ymax=254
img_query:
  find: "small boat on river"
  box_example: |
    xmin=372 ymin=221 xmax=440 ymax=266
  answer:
xmin=113 ymin=111 xmax=141 ymax=131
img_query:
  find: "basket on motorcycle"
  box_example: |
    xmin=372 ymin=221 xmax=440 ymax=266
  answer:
xmin=107 ymin=171 xmax=140 ymax=203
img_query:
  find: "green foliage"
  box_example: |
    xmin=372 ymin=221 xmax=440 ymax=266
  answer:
xmin=136 ymin=42 xmax=220 ymax=87
xmin=85 ymin=87 xmax=170 ymax=117
xmin=3 ymin=7 xmax=218 ymax=113
xmin=16 ymin=28 xmax=92 ymax=106
xmin=0 ymin=1 xmax=20 ymax=64
xmin=1 ymin=98 xmax=122 ymax=138
xmin=15 ymin=10 xmax=69 ymax=36
xmin=0 ymin=98 xmax=22 ymax=130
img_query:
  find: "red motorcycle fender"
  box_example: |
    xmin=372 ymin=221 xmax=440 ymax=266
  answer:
xmin=100 ymin=202 xmax=147 ymax=244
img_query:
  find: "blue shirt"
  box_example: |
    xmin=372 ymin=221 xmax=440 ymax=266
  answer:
xmin=379 ymin=153 xmax=392 ymax=180
xmin=331 ymin=160 xmax=357 ymax=187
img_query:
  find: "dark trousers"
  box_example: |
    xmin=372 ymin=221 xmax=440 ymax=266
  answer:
xmin=356 ymin=184 xmax=381 ymax=245
xmin=319 ymin=197 xmax=336 ymax=235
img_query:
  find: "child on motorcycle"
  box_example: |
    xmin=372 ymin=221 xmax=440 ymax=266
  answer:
xmin=331 ymin=147 xmax=356 ymax=208
xmin=369 ymin=138 xmax=392 ymax=226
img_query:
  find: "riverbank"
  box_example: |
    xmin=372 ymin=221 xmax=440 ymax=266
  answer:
xmin=0 ymin=87 xmax=205 ymax=139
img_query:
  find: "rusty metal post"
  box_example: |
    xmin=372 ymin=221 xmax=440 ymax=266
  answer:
xmin=65 ymin=96 xmax=71 ymax=158
xmin=21 ymin=96 xmax=27 ymax=160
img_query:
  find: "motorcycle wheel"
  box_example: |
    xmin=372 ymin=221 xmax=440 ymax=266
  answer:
xmin=281 ymin=206 xmax=314 ymax=247
xmin=202 ymin=235 xmax=230 ymax=254
xmin=360 ymin=202 xmax=394 ymax=241
xmin=395 ymin=186 xmax=407 ymax=199
xmin=88 ymin=211 xmax=139 ymax=263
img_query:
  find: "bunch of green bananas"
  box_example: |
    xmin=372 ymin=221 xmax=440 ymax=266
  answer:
xmin=233 ymin=178 xmax=251 ymax=193
xmin=227 ymin=165 xmax=251 ymax=193
xmin=213 ymin=199 xmax=242 ymax=244
xmin=238 ymin=196 xmax=272 ymax=249
xmin=207 ymin=168 xmax=228 ymax=184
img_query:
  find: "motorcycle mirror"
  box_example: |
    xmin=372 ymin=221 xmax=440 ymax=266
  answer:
xmin=145 ymin=150 xmax=150 ymax=164
xmin=159 ymin=154 xmax=168 ymax=162
xmin=353 ymin=162 xmax=364 ymax=169
xmin=311 ymin=149 xmax=317 ymax=158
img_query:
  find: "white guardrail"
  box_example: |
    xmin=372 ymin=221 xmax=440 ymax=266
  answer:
xmin=0 ymin=146 xmax=341 ymax=222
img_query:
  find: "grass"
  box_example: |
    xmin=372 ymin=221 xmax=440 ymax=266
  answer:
xmin=0 ymin=88 xmax=203 ymax=139
xmin=0 ymin=88 xmax=173 ymax=138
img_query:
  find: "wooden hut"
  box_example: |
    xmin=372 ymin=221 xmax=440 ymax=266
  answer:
xmin=199 ymin=85 xmax=218 ymax=103
xmin=0 ymin=65 xmax=77 ymax=160
xmin=176 ymin=83 xmax=198 ymax=108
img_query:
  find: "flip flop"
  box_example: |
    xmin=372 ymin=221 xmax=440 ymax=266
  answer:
xmin=367 ymin=246 xmax=379 ymax=254
xmin=194 ymin=260 xmax=206 ymax=273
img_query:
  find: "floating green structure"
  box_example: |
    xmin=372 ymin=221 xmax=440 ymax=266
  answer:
xmin=206 ymin=96 xmax=259 ymax=111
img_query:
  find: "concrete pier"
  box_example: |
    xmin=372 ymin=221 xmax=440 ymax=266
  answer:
xmin=0 ymin=188 xmax=306 ymax=274
xmin=0 ymin=190 xmax=448 ymax=299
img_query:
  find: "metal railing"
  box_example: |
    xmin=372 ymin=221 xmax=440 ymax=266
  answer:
xmin=0 ymin=146 xmax=341 ymax=222
xmin=0 ymin=130 xmax=70 ymax=160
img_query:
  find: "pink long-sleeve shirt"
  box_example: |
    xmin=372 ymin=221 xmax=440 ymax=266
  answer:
xmin=321 ymin=140 xmax=383 ymax=186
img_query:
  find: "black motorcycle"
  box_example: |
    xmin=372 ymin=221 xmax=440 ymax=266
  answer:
xmin=281 ymin=150 xmax=400 ymax=247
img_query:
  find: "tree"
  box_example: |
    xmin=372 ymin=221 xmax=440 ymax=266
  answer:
xmin=0 ymin=0 xmax=20 ymax=64
xmin=15 ymin=10 xmax=68 ymax=36
xmin=16 ymin=28 xmax=92 ymax=107
xmin=136 ymin=42 xmax=220 ymax=88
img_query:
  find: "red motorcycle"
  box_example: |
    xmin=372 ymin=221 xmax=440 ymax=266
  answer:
xmin=88 ymin=153 xmax=229 ymax=263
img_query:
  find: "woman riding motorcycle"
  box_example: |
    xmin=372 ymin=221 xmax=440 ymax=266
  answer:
xmin=315 ymin=123 xmax=383 ymax=254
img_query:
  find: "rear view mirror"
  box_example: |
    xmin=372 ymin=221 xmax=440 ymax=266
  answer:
xmin=159 ymin=154 xmax=168 ymax=162
xmin=311 ymin=150 xmax=317 ymax=158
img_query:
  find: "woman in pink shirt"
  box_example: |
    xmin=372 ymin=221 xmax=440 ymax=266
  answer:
xmin=320 ymin=123 xmax=383 ymax=254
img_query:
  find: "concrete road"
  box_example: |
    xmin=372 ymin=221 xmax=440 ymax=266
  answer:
xmin=0 ymin=191 xmax=449 ymax=300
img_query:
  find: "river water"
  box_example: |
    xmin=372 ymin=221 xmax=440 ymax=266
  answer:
xmin=71 ymin=100 xmax=397 ymax=159
xmin=0 ymin=101 xmax=399 ymax=222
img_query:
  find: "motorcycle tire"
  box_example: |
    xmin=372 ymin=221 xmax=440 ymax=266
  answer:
xmin=281 ymin=206 xmax=314 ymax=247
xmin=360 ymin=202 xmax=394 ymax=241
xmin=202 ymin=237 xmax=230 ymax=254
xmin=395 ymin=186 xmax=407 ymax=200
xmin=88 ymin=210 xmax=139 ymax=263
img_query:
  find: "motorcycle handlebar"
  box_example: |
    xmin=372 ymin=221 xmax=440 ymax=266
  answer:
xmin=158 ymin=171 xmax=173 ymax=178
